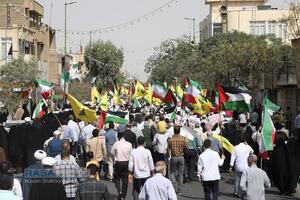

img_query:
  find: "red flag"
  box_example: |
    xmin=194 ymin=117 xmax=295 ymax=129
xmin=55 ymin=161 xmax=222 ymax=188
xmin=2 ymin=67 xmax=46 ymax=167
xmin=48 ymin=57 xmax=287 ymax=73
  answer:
xmin=98 ymin=112 xmax=107 ymax=129
xmin=217 ymin=85 xmax=229 ymax=111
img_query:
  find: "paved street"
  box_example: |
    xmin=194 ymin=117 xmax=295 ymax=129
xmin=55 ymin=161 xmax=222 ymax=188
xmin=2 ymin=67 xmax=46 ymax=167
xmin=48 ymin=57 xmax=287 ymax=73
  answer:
xmin=103 ymin=173 xmax=300 ymax=200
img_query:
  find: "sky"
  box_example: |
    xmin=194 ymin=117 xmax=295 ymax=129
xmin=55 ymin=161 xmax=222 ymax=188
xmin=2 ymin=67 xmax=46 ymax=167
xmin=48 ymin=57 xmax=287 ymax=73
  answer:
xmin=37 ymin=0 xmax=288 ymax=81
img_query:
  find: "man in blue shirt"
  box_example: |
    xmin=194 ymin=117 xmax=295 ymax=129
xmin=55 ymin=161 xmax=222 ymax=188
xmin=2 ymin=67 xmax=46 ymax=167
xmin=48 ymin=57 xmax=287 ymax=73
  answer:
xmin=47 ymin=130 xmax=63 ymax=157
xmin=139 ymin=161 xmax=176 ymax=200
xmin=104 ymin=122 xmax=117 ymax=181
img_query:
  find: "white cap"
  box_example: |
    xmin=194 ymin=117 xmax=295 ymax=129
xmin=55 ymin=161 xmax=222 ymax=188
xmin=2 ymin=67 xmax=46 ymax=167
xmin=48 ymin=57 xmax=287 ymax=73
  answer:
xmin=53 ymin=130 xmax=61 ymax=136
xmin=24 ymin=117 xmax=31 ymax=123
xmin=34 ymin=150 xmax=47 ymax=161
xmin=42 ymin=157 xmax=57 ymax=166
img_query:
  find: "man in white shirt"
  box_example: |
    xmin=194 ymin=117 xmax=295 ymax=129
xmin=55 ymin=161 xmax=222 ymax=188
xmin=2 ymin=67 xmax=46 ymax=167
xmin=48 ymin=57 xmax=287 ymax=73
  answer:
xmin=111 ymin=132 xmax=132 ymax=200
xmin=67 ymin=115 xmax=80 ymax=156
xmin=128 ymin=136 xmax=154 ymax=200
xmin=198 ymin=139 xmax=225 ymax=200
xmin=139 ymin=161 xmax=177 ymax=200
xmin=240 ymin=154 xmax=271 ymax=200
xmin=230 ymin=135 xmax=254 ymax=197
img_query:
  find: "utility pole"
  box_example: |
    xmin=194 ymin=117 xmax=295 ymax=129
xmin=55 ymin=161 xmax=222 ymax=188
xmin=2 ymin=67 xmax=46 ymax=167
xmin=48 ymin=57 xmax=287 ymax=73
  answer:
xmin=5 ymin=1 xmax=11 ymax=65
xmin=184 ymin=17 xmax=196 ymax=43
xmin=64 ymin=1 xmax=77 ymax=94
xmin=220 ymin=0 xmax=229 ymax=34
xmin=89 ymin=31 xmax=92 ymax=70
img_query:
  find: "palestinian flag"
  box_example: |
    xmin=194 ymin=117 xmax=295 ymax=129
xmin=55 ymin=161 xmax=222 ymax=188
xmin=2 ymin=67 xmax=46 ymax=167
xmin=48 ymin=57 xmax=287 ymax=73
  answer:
xmin=105 ymin=114 xmax=128 ymax=124
xmin=260 ymin=96 xmax=280 ymax=155
xmin=152 ymin=81 xmax=168 ymax=100
xmin=217 ymin=85 xmax=252 ymax=111
xmin=33 ymin=101 xmax=44 ymax=119
xmin=34 ymin=80 xmax=54 ymax=99
xmin=132 ymin=96 xmax=142 ymax=108
xmin=184 ymin=79 xmax=200 ymax=104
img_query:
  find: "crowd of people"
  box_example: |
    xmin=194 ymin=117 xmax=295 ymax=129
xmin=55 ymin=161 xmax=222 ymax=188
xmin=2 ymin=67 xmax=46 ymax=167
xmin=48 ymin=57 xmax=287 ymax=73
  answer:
xmin=0 ymin=102 xmax=299 ymax=200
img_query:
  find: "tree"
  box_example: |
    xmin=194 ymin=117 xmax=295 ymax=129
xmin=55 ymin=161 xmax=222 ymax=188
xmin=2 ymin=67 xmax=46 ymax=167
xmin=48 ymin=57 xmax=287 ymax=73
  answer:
xmin=145 ymin=32 xmax=295 ymax=89
xmin=68 ymin=80 xmax=91 ymax=103
xmin=284 ymin=2 xmax=300 ymax=39
xmin=0 ymin=58 xmax=38 ymax=112
xmin=84 ymin=40 xmax=124 ymax=87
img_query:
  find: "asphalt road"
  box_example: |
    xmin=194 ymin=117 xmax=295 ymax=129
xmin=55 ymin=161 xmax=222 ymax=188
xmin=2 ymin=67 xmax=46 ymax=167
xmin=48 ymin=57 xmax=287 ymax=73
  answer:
xmin=103 ymin=173 xmax=300 ymax=200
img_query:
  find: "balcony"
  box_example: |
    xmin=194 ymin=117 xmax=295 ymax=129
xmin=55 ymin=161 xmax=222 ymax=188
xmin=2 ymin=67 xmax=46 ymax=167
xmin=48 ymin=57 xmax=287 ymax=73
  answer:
xmin=277 ymin=66 xmax=297 ymax=86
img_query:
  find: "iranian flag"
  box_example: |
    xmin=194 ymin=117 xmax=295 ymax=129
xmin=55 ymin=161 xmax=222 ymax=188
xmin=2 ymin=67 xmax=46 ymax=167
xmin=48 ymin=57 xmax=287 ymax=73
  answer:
xmin=217 ymin=85 xmax=252 ymax=111
xmin=260 ymin=96 xmax=280 ymax=156
xmin=105 ymin=114 xmax=128 ymax=124
xmin=152 ymin=81 xmax=168 ymax=100
xmin=60 ymin=72 xmax=70 ymax=93
xmin=184 ymin=79 xmax=200 ymax=104
xmin=34 ymin=80 xmax=54 ymax=100
xmin=32 ymin=101 xmax=44 ymax=119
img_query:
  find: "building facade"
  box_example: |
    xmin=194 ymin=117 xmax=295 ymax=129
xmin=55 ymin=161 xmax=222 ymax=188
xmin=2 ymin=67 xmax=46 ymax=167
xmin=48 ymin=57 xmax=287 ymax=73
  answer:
xmin=0 ymin=0 xmax=60 ymax=84
xmin=200 ymin=0 xmax=290 ymax=43
xmin=199 ymin=0 xmax=300 ymax=113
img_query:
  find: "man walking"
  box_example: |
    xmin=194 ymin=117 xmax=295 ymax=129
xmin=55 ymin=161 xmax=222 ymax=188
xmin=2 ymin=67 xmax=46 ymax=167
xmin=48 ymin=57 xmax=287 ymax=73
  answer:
xmin=76 ymin=163 xmax=110 ymax=200
xmin=128 ymin=136 xmax=154 ymax=200
xmin=105 ymin=122 xmax=117 ymax=181
xmin=54 ymin=148 xmax=82 ymax=200
xmin=139 ymin=161 xmax=177 ymax=200
xmin=111 ymin=132 xmax=132 ymax=200
xmin=67 ymin=115 xmax=80 ymax=156
xmin=168 ymin=126 xmax=187 ymax=194
xmin=198 ymin=139 xmax=225 ymax=200
xmin=240 ymin=154 xmax=271 ymax=200
xmin=86 ymin=129 xmax=107 ymax=175
xmin=229 ymin=135 xmax=253 ymax=197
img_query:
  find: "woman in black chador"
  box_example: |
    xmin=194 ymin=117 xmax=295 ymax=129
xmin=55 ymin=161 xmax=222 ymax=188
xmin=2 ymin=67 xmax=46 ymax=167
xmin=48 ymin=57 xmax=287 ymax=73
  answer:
xmin=268 ymin=121 xmax=296 ymax=195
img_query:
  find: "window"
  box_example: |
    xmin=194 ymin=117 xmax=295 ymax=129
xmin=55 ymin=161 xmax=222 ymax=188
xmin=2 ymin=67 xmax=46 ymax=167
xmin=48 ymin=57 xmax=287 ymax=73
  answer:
xmin=278 ymin=23 xmax=287 ymax=41
xmin=268 ymin=21 xmax=276 ymax=35
xmin=213 ymin=23 xmax=222 ymax=34
xmin=250 ymin=21 xmax=266 ymax=36
xmin=1 ymin=38 xmax=12 ymax=61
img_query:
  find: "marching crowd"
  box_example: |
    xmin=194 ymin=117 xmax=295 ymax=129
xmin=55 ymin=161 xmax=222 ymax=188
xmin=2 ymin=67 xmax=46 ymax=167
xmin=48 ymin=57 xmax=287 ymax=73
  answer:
xmin=0 ymin=103 xmax=299 ymax=200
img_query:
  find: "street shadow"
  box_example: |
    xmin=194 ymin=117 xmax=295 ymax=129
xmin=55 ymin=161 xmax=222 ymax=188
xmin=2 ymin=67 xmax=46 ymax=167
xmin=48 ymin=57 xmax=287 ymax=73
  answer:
xmin=219 ymin=191 xmax=236 ymax=198
xmin=178 ymin=194 xmax=205 ymax=200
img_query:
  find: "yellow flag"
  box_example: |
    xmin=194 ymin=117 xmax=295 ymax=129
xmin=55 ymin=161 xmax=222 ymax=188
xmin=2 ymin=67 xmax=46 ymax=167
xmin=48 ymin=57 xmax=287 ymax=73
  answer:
xmin=203 ymin=99 xmax=213 ymax=113
xmin=113 ymin=87 xmax=122 ymax=105
xmin=91 ymin=86 xmax=101 ymax=106
xmin=192 ymin=98 xmax=205 ymax=115
xmin=144 ymin=83 xmax=153 ymax=104
xmin=134 ymin=81 xmax=147 ymax=99
xmin=153 ymin=97 xmax=161 ymax=106
xmin=170 ymin=85 xmax=176 ymax=93
xmin=67 ymin=94 xmax=98 ymax=123
xmin=203 ymin=133 xmax=234 ymax=153
xmin=175 ymin=85 xmax=184 ymax=98
xmin=121 ymin=86 xmax=128 ymax=96
xmin=100 ymin=92 xmax=108 ymax=111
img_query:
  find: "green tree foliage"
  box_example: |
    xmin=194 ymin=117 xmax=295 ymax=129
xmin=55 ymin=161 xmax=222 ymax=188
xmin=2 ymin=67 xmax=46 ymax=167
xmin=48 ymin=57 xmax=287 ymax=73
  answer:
xmin=84 ymin=40 xmax=124 ymax=86
xmin=0 ymin=58 xmax=38 ymax=112
xmin=145 ymin=32 xmax=295 ymax=89
xmin=68 ymin=80 xmax=91 ymax=103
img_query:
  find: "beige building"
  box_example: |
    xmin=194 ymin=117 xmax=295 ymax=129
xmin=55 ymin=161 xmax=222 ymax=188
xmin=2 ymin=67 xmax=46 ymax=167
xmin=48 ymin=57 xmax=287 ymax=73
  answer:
xmin=69 ymin=50 xmax=88 ymax=81
xmin=200 ymin=0 xmax=300 ymax=114
xmin=200 ymin=0 xmax=289 ymax=43
xmin=0 ymin=0 xmax=61 ymax=84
